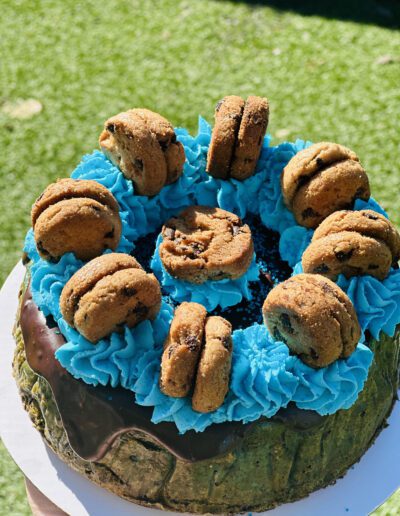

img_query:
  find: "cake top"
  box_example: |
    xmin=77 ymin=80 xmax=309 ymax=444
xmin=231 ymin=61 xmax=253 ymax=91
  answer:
xmin=23 ymin=96 xmax=400 ymax=441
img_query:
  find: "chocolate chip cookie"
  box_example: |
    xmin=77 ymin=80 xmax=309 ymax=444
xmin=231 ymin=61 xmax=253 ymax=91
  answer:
xmin=302 ymin=231 xmax=392 ymax=280
xmin=159 ymin=205 xmax=254 ymax=284
xmin=32 ymin=178 xmax=121 ymax=261
xmin=60 ymin=253 xmax=161 ymax=343
xmin=207 ymin=95 xmax=269 ymax=180
xmin=160 ymin=302 xmax=207 ymax=397
xmin=192 ymin=316 xmax=233 ymax=413
xmin=313 ymin=209 xmax=400 ymax=264
xmin=99 ymin=108 xmax=185 ymax=196
xmin=263 ymin=273 xmax=361 ymax=368
xmin=281 ymin=142 xmax=370 ymax=228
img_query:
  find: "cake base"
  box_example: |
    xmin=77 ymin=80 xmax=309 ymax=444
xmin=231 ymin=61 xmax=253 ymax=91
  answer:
xmin=13 ymin=290 xmax=400 ymax=514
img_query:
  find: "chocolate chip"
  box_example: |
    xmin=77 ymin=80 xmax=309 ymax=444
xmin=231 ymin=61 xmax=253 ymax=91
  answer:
xmin=279 ymin=313 xmax=294 ymax=334
xmin=185 ymin=335 xmax=199 ymax=352
xmin=190 ymin=242 xmax=203 ymax=255
xmin=335 ymin=249 xmax=353 ymax=262
xmin=354 ymin=187 xmax=367 ymax=198
xmin=122 ymin=286 xmax=137 ymax=297
xmin=260 ymin=270 xmax=273 ymax=287
xmin=133 ymin=158 xmax=144 ymax=171
xmin=273 ymin=327 xmax=287 ymax=344
xmin=158 ymin=139 xmax=169 ymax=152
xmin=36 ymin=240 xmax=50 ymax=258
xmin=297 ymin=174 xmax=313 ymax=188
xmin=107 ymin=123 xmax=116 ymax=133
xmin=363 ymin=212 xmax=379 ymax=221
xmin=368 ymin=264 xmax=380 ymax=270
xmin=309 ymin=348 xmax=319 ymax=360
xmin=321 ymin=282 xmax=336 ymax=295
xmin=135 ymin=303 xmax=148 ymax=315
xmin=215 ymin=100 xmax=224 ymax=112
xmin=232 ymin=224 xmax=241 ymax=236
xmin=91 ymin=205 xmax=101 ymax=212
xmin=302 ymin=207 xmax=319 ymax=220
xmin=104 ymin=228 xmax=115 ymax=239
xmin=171 ymin=133 xmax=177 ymax=144
xmin=313 ymin=263 xmax=330 ymax=274
xmin=316 ymin=157 xmax=324 ymax=168
xmin=222 ymin=336 xmax=232 ymax=350
xmin=168 ymin=345 xmax=176 ymax=359
xmin=164 ymin=227 xmax=176 ymax=240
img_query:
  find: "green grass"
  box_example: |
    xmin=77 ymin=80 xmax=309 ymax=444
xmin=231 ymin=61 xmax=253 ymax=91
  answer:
xmin=0 ymin=0 xmax=399 ymax=513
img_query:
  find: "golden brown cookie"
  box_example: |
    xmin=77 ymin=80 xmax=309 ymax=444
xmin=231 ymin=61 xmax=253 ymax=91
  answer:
xmin=281 ymin=142 xmax=370 ymax=228
xmin=230 ymin=95 xmax=270 ymax=180
xmin=99 ymin=108 xmax=185 ymax=196
xmin=313 ymin=210 xmax=400 ymax=264
xmin=206 ymin=96 xmax=245 ymax=180
xmin=159 ymin=302 xmax=207 ymax=397
xmin=159 ymin=205 xmax=254 ymax=284
xmin=206 ymin=95 xmax=269 ymax=181
xmin=192 ymin=316 xmax=233 ymax=413
xmin=263 ymin=273 xmax=361 ymax=368
xmin=302 ymin=231 xmax=393 ymax=280
xmin=32 ymin=179 xmax=121 ymax=261
xmin=60 ymin=253 xmax=161 ymax=343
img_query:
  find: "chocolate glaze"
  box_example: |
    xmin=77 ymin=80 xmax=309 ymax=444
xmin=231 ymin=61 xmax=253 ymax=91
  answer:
xmin=20 ymin=285 xmax=324 ymax=464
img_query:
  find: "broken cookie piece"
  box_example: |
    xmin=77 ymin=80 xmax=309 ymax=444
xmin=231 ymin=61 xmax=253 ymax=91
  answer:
xmin=99 ymin=108 xmax=185 ymax=196
xmin=192 ymin=316 xmax=233 ymax=413
xmin=263 ymin=273 xmax=361 ymax=368
xmin=159 ymin=205 xmax=254 ymax=284
xmin=281 ymin=142 xmax=370 ymax=228
xmin=160 ymin=302 xmax=207 ymax=397
xmin=302 ymin=209 xmax=399 ymax=280
xmin=60 ymin=253 xmax=161 ymax=343
xmin=207 ymin=95 xmax=269 ymax=180
xmin=31 ymin=178 xmax=121 ymax=261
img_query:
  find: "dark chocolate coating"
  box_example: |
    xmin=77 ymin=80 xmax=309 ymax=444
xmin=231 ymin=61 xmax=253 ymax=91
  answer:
xmin=20 ymin=286 xmax=322 ymax=463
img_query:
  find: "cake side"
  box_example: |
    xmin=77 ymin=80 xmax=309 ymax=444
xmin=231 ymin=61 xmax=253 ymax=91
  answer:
xmin=13 ymin=283 xmax=400 ymax=514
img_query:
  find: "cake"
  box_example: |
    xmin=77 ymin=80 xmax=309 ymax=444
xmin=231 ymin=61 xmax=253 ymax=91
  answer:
xmin=13 ymin=97 xmax=400 ymax=514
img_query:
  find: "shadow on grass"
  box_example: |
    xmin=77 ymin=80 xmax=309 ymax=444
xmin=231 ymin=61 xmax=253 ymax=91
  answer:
xmin=226 ymin=0 xmax=400 ymax=29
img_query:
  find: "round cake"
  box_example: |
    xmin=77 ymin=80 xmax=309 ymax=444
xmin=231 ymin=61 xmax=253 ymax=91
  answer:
xmin=13 ymin=98 xmax=400 ymax=514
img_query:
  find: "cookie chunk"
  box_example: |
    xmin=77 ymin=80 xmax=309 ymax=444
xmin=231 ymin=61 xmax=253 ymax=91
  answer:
xmin=281 ymin=142 xmax=370 ymax=228
xmin=159 ymin=205 xmax=254 ymax=284
xmin=99 ymin=108 xmax=185 ymax=196
xmin=313 ymin=209 xmax=400 ymax=264
xmin=207 ymin=95 xmax=269 ymax=180
xmin=192 ymin=316 xmax=233 ymax=413
xmin=160 ymin=302 xmax=207 ymax=397
xmin=263 ymin=274 xmax=361 ymax=368
xmin=60 ymin=253 xmax=161 ymax=343
xmin=32 ymin=179 xmax=121 ymax=261
xmin=302 ymin=231 xmax=393 ymax=281
xmin=230 ymin=96 xmax=270 ymax=180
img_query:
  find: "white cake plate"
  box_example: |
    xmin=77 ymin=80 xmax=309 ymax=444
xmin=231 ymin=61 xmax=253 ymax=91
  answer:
xmin=0 ymin=262 xmax=399 ymax=516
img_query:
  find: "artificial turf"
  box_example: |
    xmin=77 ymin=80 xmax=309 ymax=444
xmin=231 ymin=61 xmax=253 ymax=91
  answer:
xmin=0 ymin=0 xmax=399 ymax=513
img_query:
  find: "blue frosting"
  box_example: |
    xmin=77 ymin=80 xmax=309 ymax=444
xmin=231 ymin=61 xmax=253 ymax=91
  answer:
xmin=337 ymin=269 xmax=400 ymax=341
xmin=22 ymin=119 xmax=399 ymax=433
xmin=56 ymin=321 xmax=372 ymax=433
xmin=279 ymin=225 xmax=314 ymax=267
xmin=150 ymin=235 xmax=260 ymax=311
xmin=258 ymin=140 xmax=313 ymax=234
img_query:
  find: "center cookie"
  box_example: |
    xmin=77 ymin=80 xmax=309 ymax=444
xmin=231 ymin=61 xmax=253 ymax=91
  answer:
xmin=159 ymin=205 xmax=254 ymax=284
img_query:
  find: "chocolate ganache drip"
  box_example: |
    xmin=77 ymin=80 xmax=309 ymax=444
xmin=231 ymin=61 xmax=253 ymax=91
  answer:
xmin=20 ymin=285 xmax=323 ymax=463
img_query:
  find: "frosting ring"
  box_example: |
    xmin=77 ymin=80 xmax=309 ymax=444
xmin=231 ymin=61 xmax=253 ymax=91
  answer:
xmin=23 ymin=117 xmax=400 ymax=433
